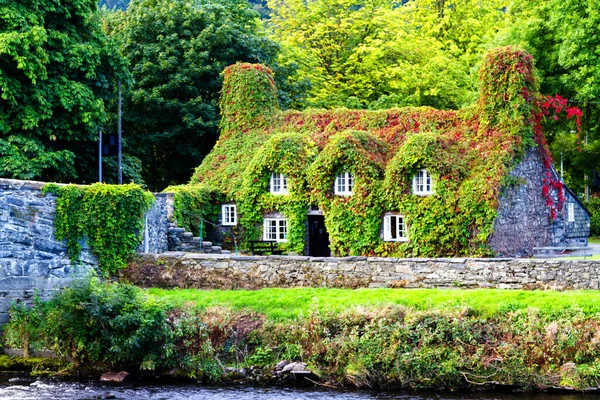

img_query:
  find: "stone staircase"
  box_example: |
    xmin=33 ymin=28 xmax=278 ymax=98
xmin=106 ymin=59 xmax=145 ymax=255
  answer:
xmin=167 ymin=223 xmax=229 ymax=254
xmin=533 ymin=246 xmax=592 ymax=258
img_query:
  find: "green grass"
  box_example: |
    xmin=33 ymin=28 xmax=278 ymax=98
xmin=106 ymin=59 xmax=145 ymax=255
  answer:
xmin=589 ymin=237 xmax=600 ymax=245
xmin=558 ymin=253 xmax=600 ymax=260
xmin=147 ymin=287 xmax=600 ymax=321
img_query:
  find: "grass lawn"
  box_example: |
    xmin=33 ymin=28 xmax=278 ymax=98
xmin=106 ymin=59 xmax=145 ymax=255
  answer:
xmin=558 ymin=253 xmax=600 ymax=260
xmin=589 ymin=237 xmax=600 ymax=245
xmin=147 ymin=287 xmax=600 ymax=321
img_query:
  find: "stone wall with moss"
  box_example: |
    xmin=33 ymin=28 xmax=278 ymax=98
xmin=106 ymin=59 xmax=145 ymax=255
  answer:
xmin=0 ymin=179 xmax=97 ymax=323
xmin=125 ymin=252 xmax=600 ymax=291
xmin=0 ymin=178 xmax=169 ymax=323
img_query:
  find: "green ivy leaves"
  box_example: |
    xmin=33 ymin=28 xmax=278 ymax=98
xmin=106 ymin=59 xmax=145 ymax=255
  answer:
xmin=44 ymin=183 xmax=154 ymax=275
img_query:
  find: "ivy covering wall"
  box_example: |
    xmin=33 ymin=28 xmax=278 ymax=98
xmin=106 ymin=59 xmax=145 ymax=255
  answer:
xmin=164 ymin=184 xmax=223 ymax=237
xmin=179 ymin=47 xmax=581 ymax=257
xmin=44 ymin=183 xmax=154 ymax=274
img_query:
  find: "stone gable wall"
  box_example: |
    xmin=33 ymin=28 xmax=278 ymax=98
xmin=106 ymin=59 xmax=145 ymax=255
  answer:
xmin=130 ymin=252 xmax=600 ymax=291
xmin=489 ymin=148 xmax=589 ymax=257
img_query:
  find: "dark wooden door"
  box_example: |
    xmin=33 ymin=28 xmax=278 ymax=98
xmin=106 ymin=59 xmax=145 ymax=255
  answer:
xmin=308 ymin=215 xmax=330 ymax=257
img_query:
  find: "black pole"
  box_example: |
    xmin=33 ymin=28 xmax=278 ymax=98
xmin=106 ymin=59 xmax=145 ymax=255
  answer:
xmin=118 ymin=80 xmax=123 ymax=184
xmin=99 ymin=130 xmax=102 ymax=183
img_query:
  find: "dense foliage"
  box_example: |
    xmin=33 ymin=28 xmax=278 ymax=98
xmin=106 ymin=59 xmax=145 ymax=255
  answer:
xmin=189 ymin=47 xmax=578 ymax=257
xmin=44 ymin=183 xmax=154 ymax=274
xmin=164 ymin=184 xmax=223 ymax=237
xmin=267 ymin=0 xmax=508 ymax=110
xmin=7 ymin=280 xmax=600 ymax=390
xmin=105 ymin=0 xmax=303 ymax=190
xmin=0 ymin=0 xmax=128 ymax=182
xmin=587 ymin=197 xmax=600 ymax=237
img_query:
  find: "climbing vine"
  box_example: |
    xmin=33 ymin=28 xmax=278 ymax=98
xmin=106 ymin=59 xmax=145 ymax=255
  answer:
xmin=44 ymin=183 xmax=154 ymax=275
xmin=534 ymin=95 xmax=582 ymax=219
xmin=239 ymin=132 xmax=317 ymax=253
xmin=164 ymin=184 xmax=223 ymax=237
xmin=219 ymin=63 xmax=279 ymax=133
xmin=307 ymin=130 xmax=389 ymax=255
xmin=185 ymin=46 xmax=581 ymax=257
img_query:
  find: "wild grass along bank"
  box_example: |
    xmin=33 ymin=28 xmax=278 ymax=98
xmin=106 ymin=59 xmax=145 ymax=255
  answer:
xmin=4 ymin=280 xmax=600 ymax=391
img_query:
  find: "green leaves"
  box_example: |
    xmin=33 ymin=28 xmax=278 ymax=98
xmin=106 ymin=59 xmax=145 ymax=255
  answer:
xmin=44 ymin=183 xmax=154 ymax=275
xmin=107 ymin=0 xmax=285 ymax=190
xmin=0 ymin=136 xmax=76 ymax=180
xmin=0 ymin=0 xmax=127 ymax=182
xmin=268 ymin=0 xmax=508 ymax=110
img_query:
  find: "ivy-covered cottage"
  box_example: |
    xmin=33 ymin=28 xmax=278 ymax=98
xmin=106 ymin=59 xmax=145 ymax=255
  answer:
xmin=182 ymin=47 xmax=589 ymax=258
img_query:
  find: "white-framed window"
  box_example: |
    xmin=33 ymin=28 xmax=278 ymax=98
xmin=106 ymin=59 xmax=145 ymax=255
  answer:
xmin=270 ymin=172 xmax=289 ymax=195
xmin=263 ymin=217 xmax=287 ymax=242
xmin=222 ymin=204 xmax=237 ymax=226
xmin=412 ymin=169 xmax=433 ymax=195
xmin=383 ymin=214 xmax=408 ymax=242
xmin=567 ymin=202 xmax=575 ymax=222
xmin=334 ymin=172 xmax=354 ymax=195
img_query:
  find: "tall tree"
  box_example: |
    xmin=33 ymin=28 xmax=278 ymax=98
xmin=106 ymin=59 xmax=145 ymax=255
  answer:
xmin=0 ymin=0 xmax=128 ymax=181
xmin=267 ymin=0 xmax=508 ymax=110
xmin=109 ymin=0 xmax=287 ymax=190
xmin=496 ymin=0 xmax=600 ymax=195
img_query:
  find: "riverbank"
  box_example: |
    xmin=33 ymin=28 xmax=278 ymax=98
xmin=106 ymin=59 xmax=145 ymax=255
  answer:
xmin=4 ymin=278 xmax=600 ymax=392
xmin=2 ymin=378 xmax=596 ymax=400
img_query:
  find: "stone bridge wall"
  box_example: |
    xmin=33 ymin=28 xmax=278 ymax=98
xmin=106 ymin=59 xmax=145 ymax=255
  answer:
xmin=127 ymin=252 xmax=600 ymax=291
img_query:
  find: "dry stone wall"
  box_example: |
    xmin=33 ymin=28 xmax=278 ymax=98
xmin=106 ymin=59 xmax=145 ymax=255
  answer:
xmin=130 ymin=252 xmax=600 ymax=290
xmin=0 ymin=179 xmax=97 ymax=323
xmin=0 ymin=178 xmax=170 ymax=324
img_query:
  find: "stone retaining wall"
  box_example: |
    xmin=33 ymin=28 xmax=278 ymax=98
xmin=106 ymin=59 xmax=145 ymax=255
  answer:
xmin=128 ymin=252 xmax=600 ymax=290
xmin=0 ymin=178 xmax=170 ymax=324
xmin=0 ymin=179 xmax=97 ymax=323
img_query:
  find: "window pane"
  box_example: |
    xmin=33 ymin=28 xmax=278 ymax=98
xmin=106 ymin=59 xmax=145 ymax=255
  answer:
xmin=398 ymin=216 xmax=405 ymax=238
xmin=390 ymin=215 xmax=397 ymax=239
xmin=268 ymin=220 xmax=277 ymax=240
xmin=568 ymin=203 xmax=575 ymax=222
xmin=347 ymin=173 xmax=353 ymax=193
xmin=279 ymin=219 xmax=287 ymax=240
xmin=274 ymin=173 xmax=280 ymax=192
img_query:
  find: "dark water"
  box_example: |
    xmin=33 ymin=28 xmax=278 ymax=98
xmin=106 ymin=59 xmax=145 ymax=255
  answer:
xmin=0 ymin=378 xmax=597 ymax=400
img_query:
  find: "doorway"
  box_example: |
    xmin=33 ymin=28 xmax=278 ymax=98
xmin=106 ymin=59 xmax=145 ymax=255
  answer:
xmin=308 ymin=215 xmax=330 ymax=257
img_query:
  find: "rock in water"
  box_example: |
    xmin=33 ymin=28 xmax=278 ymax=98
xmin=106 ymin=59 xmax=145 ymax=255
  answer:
xmin=100 ymin=371 xmax=130 ymax=383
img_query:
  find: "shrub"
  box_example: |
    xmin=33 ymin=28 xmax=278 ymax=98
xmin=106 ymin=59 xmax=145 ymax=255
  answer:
xmin=587 ymin=197 xmax=600 ymax=237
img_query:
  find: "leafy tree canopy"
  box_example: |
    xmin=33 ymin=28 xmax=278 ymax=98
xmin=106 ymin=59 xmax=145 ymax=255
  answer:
xmin=495 ymin=0 xmax=600 ymax=195
xmin=107 ymin=0 xmax=298 ymax=190
xmin=267 ymin=0 xmax=508 ymax=110
xmin=0 ymin=0 xmax=128 ymax=182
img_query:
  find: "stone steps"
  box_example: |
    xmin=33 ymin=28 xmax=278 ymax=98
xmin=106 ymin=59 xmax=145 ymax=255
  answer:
xmin=167 ymin=223 xmax=222 ymax=254
xmin=533 ymin=246 xmax=592 ymax=258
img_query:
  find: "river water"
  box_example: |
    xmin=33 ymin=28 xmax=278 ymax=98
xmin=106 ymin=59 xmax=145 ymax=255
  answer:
xmin=0 ymin=377 xmax=595 ymax=400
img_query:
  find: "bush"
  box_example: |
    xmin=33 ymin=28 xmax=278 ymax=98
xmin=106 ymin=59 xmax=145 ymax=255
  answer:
xmin=587 ymin=197 xmax=600 ymax=236
xmin=3 ymin=278 xmax=171 ymax=371
xmin=2 ymin=279 xmax=262 ymax=380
